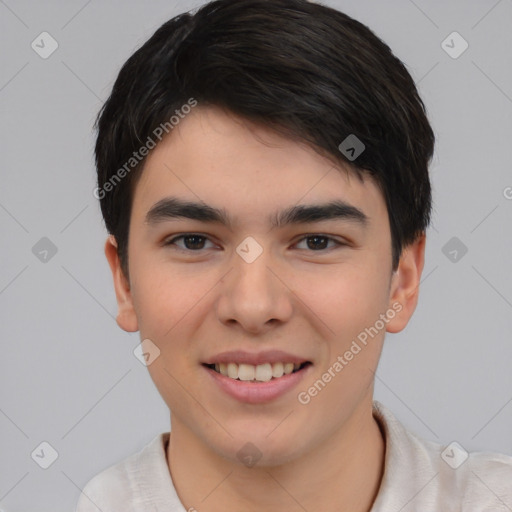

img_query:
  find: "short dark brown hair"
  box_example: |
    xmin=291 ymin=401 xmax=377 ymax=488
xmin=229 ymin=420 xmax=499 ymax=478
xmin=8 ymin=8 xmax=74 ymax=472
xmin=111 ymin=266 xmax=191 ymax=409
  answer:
xmin=94 ymin=0 xmax=435 ymax=278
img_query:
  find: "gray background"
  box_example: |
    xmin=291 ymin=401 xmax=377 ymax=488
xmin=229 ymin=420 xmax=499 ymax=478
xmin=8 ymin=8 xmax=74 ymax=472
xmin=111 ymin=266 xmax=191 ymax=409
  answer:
xmin=1 ymin=0 xmax=511 ymax=510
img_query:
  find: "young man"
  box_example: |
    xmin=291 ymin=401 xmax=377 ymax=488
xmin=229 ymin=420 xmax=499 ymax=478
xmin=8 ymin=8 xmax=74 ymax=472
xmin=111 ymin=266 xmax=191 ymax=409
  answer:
xmin=77 ymin=0 xmax=512 ymax=510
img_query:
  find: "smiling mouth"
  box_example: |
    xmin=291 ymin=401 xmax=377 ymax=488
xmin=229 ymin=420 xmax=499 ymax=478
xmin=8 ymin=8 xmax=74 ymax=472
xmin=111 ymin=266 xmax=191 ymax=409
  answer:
xmin=203 ymin=361 xmax=311 ymax=382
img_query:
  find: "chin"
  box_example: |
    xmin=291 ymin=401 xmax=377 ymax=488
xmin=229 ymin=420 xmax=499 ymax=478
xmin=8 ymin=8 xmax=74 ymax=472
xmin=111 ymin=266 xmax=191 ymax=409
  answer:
xmin=211 ymin=427 xmax=308 ymax=469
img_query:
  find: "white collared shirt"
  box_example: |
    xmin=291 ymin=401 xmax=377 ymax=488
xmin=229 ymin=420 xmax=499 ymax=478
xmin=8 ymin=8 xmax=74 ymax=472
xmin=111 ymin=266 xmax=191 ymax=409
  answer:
xmin=75 ymin=401 xmax=512 ymax=511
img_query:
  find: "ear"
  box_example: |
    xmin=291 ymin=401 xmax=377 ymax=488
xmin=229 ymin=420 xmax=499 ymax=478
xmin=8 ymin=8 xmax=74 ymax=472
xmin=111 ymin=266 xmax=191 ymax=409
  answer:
xmin=104 ymin=235 xmax=139 ymax=332
xmin=386 ymin=233 xmax=426 ymax=333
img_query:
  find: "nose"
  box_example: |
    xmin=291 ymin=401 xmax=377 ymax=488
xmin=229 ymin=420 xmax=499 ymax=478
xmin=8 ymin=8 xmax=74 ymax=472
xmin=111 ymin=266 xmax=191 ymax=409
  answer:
xmin=216 ymin=245 xmax=293 ymax=334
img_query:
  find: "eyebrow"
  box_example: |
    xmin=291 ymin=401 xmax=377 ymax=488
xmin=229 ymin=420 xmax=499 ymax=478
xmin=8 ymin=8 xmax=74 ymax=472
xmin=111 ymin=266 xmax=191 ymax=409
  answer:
xmin=144 ymin=196 xmax=369 ymax=229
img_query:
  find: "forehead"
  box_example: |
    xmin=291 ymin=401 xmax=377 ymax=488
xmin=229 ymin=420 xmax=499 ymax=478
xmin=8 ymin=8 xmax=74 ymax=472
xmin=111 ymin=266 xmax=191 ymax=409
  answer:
xmin=131 ymin=106 xmax=387 ymax=229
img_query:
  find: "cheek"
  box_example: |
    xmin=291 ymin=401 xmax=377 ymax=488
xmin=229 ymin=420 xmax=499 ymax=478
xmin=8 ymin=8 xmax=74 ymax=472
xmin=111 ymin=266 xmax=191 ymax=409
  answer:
xmin=294 ymin=263 xmax=390 ymax=339
xmin=130 ymin=262 xmax=220 ymax=357
xmin=130 ymin=266 xmax=189 ymax=344
xmin=131 ymin=268 xmax=205 ymax=408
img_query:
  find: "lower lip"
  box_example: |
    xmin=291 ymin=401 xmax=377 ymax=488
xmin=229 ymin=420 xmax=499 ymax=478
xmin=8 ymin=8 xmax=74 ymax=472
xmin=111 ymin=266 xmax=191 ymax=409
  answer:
xmin=204 ymin=364 xmax=311 ymax=404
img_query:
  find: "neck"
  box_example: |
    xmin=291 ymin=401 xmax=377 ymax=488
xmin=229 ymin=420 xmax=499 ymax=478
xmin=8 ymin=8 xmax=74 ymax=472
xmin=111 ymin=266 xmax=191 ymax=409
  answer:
xmin=167 ymin=398 xmax=385 ymax=512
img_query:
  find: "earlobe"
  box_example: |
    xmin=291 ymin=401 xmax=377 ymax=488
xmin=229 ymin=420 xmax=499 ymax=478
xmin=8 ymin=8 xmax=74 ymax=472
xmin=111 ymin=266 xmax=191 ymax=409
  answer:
xmin=386 ymin=234 xmax=426 ymax=334
xmin=104 ymin=235 xmax=139 ymax=332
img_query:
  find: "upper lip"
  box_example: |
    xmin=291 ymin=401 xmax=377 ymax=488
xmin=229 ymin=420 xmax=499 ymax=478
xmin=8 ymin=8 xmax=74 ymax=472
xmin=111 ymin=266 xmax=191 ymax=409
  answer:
xmin=203 ymin=350 xmax=310 ymax=366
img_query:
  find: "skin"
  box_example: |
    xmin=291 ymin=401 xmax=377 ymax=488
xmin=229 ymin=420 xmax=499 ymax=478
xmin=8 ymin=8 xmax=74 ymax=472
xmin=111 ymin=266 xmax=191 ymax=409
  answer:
xmin=105 ymin=105 xmax=426 ymax=512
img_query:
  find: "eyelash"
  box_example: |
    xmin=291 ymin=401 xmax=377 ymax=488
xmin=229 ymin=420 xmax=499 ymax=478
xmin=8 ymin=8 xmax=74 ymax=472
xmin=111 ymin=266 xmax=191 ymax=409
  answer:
xmin=163 ymin=233 xmax=345 ymax=253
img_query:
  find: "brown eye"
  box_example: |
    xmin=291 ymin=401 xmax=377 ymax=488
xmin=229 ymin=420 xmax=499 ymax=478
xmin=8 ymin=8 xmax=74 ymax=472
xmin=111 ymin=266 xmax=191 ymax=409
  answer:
xmin=295 ymin=235 xmax=343 ymax=251
xmin=165 ymin=234 xmax=215 ymax=251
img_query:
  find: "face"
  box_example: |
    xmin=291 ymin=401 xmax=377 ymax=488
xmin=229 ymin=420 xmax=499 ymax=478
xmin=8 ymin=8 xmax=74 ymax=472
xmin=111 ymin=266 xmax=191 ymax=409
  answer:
xmin=106 ymin=105 xmax=424 ymax=466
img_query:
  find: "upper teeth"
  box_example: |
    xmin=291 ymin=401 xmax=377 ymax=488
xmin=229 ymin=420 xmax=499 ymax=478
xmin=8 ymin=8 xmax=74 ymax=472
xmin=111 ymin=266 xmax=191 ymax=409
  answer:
xmin=213 ymin=362 xmax=301 ymax=382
